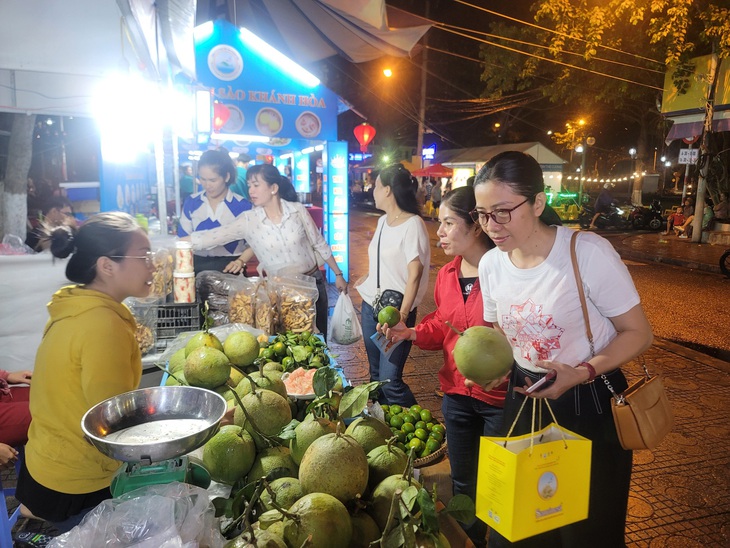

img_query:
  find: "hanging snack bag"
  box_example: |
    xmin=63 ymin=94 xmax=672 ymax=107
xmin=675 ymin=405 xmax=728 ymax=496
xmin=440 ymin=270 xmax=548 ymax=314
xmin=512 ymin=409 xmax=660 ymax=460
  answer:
xmin=270 ymin=274 xmax=319 ymax=334
xmin=254 ymin=280 xmax=277 ymax=335
xmin=228 ymin=276 xmax=260 ymax=328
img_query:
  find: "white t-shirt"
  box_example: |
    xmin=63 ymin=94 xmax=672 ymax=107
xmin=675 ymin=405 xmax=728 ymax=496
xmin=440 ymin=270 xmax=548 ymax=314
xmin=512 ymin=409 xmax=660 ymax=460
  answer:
xmin=479 ymin=226 xmax=640 ymax=373
xmin=357 ymin=215 xmax=431 ymax=311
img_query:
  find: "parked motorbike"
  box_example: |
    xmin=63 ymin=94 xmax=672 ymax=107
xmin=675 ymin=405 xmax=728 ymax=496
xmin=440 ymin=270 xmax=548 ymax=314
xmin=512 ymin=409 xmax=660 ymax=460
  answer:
xmin=629 ymin=200 xmax=664 ymax=231
xmin=578 ymin=202 xmax=630 ymax=230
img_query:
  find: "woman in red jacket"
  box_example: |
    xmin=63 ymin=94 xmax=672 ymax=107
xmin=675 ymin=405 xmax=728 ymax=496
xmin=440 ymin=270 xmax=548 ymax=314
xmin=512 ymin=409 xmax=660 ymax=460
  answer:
xmin=383 ymin=186 xmax=506 ymax=547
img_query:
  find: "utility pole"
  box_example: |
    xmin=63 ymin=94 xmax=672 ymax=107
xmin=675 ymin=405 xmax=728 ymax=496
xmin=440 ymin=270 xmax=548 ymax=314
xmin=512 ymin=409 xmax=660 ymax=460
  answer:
xmin=415 ymin=2 xmax=430 ymax=170
xmin=692 ymin=55 xmax=718 ymax=243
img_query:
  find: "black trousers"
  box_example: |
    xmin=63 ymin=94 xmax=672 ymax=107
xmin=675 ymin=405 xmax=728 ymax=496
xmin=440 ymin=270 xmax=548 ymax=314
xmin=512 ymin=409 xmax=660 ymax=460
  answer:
xmin=311 ymin=269 xmax=329 ymax=339
xmin=488 ymin=365 xmax=632 ymax=548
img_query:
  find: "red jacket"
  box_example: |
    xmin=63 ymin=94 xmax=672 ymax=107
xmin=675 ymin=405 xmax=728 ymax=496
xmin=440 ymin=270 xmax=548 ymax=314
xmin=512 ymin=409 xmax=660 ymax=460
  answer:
xmin=414 ymin=256 xmax=507 ymax=407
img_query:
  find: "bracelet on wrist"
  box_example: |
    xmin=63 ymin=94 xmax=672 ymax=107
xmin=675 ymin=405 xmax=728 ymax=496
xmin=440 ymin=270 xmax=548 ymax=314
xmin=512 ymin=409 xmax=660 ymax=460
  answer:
xmin=335 ymin=272 xmax=344 ymax=277
xmin=578 ymin=361 xmax=596 ymax=384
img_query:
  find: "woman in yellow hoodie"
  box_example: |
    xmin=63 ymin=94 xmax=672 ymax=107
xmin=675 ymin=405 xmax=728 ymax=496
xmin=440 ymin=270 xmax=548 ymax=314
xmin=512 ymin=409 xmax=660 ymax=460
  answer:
xmin=16 ymin=212 xmax=155 ymax=533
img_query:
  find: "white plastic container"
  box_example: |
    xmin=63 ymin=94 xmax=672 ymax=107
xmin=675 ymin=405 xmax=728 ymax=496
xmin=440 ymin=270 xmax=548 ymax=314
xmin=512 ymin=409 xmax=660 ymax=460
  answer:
xmin=174 ymin=241 xmax=194 ymax=273
xmin=173 ymin=272 xmax=196 ymax=303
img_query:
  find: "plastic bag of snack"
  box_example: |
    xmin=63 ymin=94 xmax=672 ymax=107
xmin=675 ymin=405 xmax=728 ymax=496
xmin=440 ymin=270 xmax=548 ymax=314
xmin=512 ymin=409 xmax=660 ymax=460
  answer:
xmin=149 ymin=248 xmax=173 ymax=299
xmin=124 ymin=297 xmax=162 ymax=355
xmin=254 ymin=280 xmax=277 ymax=335
xmin=196 ymin=270 xmax=244 ymax=325
xmin=269 ymin=274 xmax=319 ymax=334
xmin=228 ymin=276 xmax=260 ymax=327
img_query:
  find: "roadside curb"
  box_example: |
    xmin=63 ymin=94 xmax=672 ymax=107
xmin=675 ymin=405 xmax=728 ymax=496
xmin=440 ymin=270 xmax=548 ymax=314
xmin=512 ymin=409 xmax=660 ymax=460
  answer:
xmin=617 ymin=247 xmax=722 ymax=274
xmin=652 ymin=337 xmax=730 ymax=372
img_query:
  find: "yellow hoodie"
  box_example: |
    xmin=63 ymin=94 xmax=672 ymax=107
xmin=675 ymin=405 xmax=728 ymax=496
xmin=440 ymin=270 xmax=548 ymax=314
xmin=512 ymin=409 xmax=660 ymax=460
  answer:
xmin=26 ymin=286 xmax=142 ymax=494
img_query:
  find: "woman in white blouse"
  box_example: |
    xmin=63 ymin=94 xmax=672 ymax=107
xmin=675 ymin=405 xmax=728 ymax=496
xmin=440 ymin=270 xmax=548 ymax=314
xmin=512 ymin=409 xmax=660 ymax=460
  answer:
xmin=186 ymin=163 xmax=347 ymax=336
xmin=356 ymin=164 xmax=431 ymax=406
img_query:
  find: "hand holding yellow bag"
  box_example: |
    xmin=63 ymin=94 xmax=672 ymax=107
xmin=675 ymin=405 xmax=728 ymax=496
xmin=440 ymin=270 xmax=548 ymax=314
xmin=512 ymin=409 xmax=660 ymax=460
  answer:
xmin=476 ymin=398 xmax=592 ymax=542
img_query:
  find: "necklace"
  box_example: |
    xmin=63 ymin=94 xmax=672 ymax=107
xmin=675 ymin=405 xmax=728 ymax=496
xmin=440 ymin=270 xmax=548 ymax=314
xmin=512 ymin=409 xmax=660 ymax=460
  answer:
xmin=388 ymin=210 xmax=404 ymax=225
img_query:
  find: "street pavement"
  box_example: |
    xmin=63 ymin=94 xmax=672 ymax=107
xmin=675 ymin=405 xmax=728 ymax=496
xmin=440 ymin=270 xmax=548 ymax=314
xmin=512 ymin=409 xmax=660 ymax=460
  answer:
xmin=6 ymin=212 xmax=728 ymax=546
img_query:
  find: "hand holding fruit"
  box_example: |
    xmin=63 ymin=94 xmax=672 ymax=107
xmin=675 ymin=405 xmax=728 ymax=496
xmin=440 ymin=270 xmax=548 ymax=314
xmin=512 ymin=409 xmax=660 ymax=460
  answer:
xmin=464 ymin=373 xmax=510 ymax=392
xmin=381 ymin=321 xmax=415 ymax=344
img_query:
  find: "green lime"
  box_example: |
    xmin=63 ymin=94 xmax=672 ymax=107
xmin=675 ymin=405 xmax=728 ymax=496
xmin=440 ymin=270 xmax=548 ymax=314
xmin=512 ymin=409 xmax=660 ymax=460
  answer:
xmin=414 ymin=428 xmax=428 ymax=441
xmin=409 ymin=404 xmax=422 ymax=415
xmin=402 ymin=414 xmax=416 ymax=424
xmin=415 ymin=421 xmax=427 ymax=431
xmin=408 ymin=438 xmax=424 ymax=452
xmin=272 ymin=341 xmax=286 ymax=356
xmin=281 ymin=356 xmax=294 ymax=368
xmin=432 ymin=424 xmax=446 ymax=435
xmin=300 ymin=330 xmax=311 ymax=340
xmin=394 ymin=430 xmax=407 ymax=443
xmin=420 ymin=409 xmax=433 ymax=422
xmin=408 ymin=412 xmax=421 ymax=424
xmin=396 ymin=442 xmax=407 ymax=452
xmin=377 ymin=306 xmax=401 ymax=327
xmin=429 ymin=431 xmax=444 ymax=444
xmin=402 ymin=422 xmax=415 ymax=434
xmin=420 ymin=447 xmax=432 ymax=458
xmin=406 ymin=432 xmax=415 ymax=442
xmin=425 ymin=439 xmax=441 ymax=453
xmin=425 ymin=422 xmax=434 ymax=431
xmin=389 ymin=405 xmax=403 ymax=416
xmin=262 ymin=348 xmax=275 ymax=360
xmin=390 ymin=415 xmax=405 ymax=429
xmin=384 ymin=413 xmax=391 ymax=424
xmin=381 ymin=404 xmax=390 ymax=413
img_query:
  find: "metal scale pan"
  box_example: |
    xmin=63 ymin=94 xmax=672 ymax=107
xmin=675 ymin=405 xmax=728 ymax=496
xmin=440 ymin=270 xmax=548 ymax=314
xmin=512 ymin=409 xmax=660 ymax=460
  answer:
xmin=82 ymin=386 xmax=227 ymax=465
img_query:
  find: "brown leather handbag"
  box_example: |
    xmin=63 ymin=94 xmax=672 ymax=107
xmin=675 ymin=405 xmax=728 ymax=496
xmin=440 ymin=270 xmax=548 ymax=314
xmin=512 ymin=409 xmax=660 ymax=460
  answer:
xmin=570 ymin=232 xmax=673 ymax=451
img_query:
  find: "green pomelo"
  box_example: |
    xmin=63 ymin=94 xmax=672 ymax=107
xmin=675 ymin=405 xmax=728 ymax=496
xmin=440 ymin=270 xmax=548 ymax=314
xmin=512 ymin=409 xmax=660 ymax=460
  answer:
xmin=184 ymin=347 xmax=231 ymax=389
xmin=377 ymin=305 xmax=401 ymax=327
xmin=349 ymin=512 xmax=382 ymax=548
xmin=164 ymin=371 xmax=186 ymax=386
xmin=452 ymin=325 xmax=514 ymax=385
xmin=234 ymin=390 xmax=292 ymax=450
xmin=283 ymin=493 xmax=353 ymax=548
xmin=367 ymin=442 xmax=409 ymax=490
xmin=235 ymin=372 xmax=287 ymax=399
xmin=168 ymin=348 xmax=187 ymax=374
xmin=223 ymin=331 xmax=260 ymax=366
xmin=247 ymin=446 xmax=298 ymax=483
xmin=260 ymin=476 xmax=303 ymax=511
xmin=369 ymin=474 xmax=422 ymax=530
xmin=298 ymin=433 xmax=368 ymax=504
xmin=290 ymin=414 xmax=338 ymax=465
xmin=202 ymin=425 xmax=255 ymax=485
xmin=257 ymin=509 xmax=284 ymax=530
xmin=266 ymin=520 xmax=286 ymax=540
xmin=263 ymin=361 xmax=284 ymax=373
xmin=185 ymin=331 xmax=223 ymax=357
xmin=345 ymin=416 xmax=393 ymax=454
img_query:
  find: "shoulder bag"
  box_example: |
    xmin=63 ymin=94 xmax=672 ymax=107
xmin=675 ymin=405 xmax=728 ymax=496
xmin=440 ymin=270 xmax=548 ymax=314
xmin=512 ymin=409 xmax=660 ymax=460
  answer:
xmin=570 ymin=231 xmax=673 ymax=450
xmin=372 ymin=222 xmax=404 ymax=322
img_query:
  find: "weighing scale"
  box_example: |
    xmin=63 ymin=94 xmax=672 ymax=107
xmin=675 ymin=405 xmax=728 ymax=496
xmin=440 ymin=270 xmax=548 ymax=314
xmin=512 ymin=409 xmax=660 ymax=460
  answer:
xmin=81 ymin=385 xmax=227 ymax=497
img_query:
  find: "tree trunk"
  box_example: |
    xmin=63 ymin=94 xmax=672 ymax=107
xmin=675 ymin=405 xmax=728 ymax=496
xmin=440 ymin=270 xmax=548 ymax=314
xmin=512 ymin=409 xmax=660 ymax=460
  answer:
xmin=2 ymin=113 xmax=36 ymax=241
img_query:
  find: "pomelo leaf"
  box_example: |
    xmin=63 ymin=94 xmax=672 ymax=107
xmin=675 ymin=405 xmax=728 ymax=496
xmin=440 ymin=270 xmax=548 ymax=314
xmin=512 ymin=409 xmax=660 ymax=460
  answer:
xmin=442 ymin=494 xmax=476 ymax=523
xmin=338 ymin=381 xmax=386 ymax=419
xmin=417 ymin=487 xmax=438 ymax=534
xmin=313 ymin=367 xmax=337 ymax=396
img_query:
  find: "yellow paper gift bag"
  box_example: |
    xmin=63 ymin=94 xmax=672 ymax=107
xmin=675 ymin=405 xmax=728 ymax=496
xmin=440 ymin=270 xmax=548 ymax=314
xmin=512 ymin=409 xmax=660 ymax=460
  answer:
xmin=476 ymin=423 xmax=592 ymax=542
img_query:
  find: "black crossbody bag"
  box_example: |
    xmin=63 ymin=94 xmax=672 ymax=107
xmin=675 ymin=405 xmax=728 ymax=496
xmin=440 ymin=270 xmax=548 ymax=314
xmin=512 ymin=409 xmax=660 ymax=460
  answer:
xmin=372 ymin=222 xmax=404 ymax=321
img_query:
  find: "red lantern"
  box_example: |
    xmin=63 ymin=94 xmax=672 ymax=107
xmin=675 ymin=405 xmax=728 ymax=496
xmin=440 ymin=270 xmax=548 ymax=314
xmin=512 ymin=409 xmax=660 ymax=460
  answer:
xmin=354 ymin=122 xmax=376 ymax=152
xmin=213 ymin=102 xmax=231 ymax=132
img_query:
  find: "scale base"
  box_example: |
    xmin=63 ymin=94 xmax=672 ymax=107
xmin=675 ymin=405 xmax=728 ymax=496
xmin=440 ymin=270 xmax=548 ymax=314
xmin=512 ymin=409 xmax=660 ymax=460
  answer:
xmin=111 ymin=456 xmax=211 ymax=497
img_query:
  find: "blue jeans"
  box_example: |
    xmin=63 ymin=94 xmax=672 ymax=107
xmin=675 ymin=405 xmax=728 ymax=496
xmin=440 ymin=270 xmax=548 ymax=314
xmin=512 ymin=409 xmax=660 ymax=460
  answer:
xmin=361 ymin=301 xmax=417 ymax=407
xmin=442 ymin=393 xmax=504 ymax=548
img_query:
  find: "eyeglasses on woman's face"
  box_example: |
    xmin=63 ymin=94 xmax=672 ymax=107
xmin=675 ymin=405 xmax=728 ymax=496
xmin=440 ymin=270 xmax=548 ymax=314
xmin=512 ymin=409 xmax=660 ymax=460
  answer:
xmin=108 ymin=250 xmax=157 ymax=267
xmin=469 ymin=198 xmax=531 ymax=225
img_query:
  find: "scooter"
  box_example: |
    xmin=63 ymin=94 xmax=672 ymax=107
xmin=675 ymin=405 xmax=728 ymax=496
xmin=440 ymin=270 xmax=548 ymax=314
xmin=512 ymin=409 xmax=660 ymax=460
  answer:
xmin=630 ymin=200 xmax=664 ymax=231
xmin=578 ymin=202 xmax=630 ymax=230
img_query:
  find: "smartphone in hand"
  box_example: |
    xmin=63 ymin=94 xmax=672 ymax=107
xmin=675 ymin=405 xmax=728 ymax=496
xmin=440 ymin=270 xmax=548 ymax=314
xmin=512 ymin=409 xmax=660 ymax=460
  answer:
xmin=525 ymin=369 xmax=557 ymax=394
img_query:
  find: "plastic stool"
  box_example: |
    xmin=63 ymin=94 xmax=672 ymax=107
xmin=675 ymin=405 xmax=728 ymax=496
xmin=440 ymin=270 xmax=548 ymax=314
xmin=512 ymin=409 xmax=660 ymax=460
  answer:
xmin=0 ymin=446 xmax=24 ymax=547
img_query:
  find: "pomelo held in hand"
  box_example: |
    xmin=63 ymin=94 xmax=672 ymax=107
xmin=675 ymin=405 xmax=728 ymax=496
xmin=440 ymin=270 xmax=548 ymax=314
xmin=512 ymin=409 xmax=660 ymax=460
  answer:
xmin=451 ymin=324 xmax=513 ymax=386
xmin=377 ymin=305 xmax=401 ymax=327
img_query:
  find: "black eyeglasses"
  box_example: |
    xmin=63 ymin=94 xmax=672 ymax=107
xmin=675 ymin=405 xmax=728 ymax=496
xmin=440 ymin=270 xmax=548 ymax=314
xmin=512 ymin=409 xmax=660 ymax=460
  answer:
xmin=108 ymin=251 xmax=157 ymax=267
xmin=469 ymin=198 xmax=531 ymax=225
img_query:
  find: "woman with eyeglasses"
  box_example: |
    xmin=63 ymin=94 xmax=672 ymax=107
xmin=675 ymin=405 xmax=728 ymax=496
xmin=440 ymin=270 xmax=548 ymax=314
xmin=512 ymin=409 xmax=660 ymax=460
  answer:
xmin=380 ymin=186 xmax=505 ymax=547
xmin=473 ymin=152 xmax=653 ymax=547
xmin=16 ymin=212 xmax=157 ymax=532
xmin=356 ymin=163 xmax=430 ymax=407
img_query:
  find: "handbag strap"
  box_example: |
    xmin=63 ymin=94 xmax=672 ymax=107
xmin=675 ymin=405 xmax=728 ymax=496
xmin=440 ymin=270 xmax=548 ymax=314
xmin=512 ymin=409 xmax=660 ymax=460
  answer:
xmin=569 ymin=232 xmax=621 ymax=401
xmin=375 ymin=222 xmax=385 ymax=294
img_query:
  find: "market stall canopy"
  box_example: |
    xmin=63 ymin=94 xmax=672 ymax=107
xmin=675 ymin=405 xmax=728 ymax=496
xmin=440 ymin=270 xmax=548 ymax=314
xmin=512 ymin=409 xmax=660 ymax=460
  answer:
xmin=435 ymin=142 xmax=566 ymax=167
xmin=411 ymin=163 xmax=454 ymax=177
xmin=212 ymin=0 xmax=432 ymax=65
xmin=0 ymin=0 xmax=431 ymax=118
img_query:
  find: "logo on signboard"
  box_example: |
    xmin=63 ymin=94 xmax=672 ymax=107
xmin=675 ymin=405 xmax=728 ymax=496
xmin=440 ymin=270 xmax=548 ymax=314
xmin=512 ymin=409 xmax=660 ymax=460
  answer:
xmin=330 ymin=155 xmax=346 ymax=170
xmin=208 ymin=45 xmax=243 ymax=81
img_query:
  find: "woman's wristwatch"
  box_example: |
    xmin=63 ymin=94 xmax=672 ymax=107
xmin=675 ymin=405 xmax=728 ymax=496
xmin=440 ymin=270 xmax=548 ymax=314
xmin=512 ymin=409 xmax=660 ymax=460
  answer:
xmin=577 ymin=361 xmax=596 ymax=384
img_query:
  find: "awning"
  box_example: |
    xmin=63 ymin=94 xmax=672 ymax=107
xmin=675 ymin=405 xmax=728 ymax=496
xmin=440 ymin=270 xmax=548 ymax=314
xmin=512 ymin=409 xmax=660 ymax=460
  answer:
xmin=664 ymin=109 xmax=730 ymax=143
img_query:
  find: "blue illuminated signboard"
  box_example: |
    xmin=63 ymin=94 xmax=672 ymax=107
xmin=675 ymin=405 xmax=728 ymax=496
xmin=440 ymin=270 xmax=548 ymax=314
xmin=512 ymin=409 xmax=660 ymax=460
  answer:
xmin=422 ymin=145 xmax=436 ymax=160
xmin=322 ymin=141 xmax=349 ymax=283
